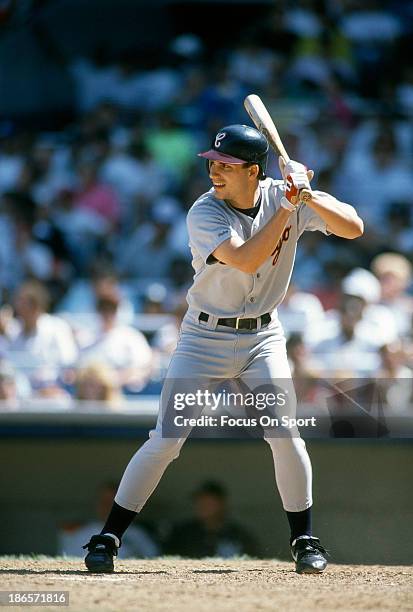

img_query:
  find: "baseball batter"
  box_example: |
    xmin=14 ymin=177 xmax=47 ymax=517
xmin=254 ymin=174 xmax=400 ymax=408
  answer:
xmin=83 ymin=125 xmax=364 ymax=574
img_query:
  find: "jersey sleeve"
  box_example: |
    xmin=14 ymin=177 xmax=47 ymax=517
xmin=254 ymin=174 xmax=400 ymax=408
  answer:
xmin=296 ymin=191 xmax=332 ymax=237
xmin=186 ymin=202 xmax=237 ymax=264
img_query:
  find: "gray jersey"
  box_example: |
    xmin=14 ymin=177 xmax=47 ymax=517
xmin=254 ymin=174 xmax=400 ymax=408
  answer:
xmin=186 ymin=177 xmax=330 ymax=318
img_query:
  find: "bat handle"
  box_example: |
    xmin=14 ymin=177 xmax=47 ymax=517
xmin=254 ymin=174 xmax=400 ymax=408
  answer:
xmin=300 ymin=189 xmax=312 ymax=203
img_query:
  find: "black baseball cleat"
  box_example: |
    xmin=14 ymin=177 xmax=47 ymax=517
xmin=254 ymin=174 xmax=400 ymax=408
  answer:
xmin=83 ymin=534 xmax=119 ymax=573
xmin=291 ymin=536 xmax=328 ymax=574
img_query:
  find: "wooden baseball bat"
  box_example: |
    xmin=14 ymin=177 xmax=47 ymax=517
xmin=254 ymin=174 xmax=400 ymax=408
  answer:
xmin=243 ymin=94 xmax=312 ymax=203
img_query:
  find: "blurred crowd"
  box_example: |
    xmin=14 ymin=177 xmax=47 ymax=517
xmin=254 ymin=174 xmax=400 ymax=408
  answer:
xmin=0 ymin=0 xmax=413 ymax=412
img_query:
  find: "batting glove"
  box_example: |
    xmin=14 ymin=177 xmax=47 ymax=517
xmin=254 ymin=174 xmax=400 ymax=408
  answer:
xmin=279 ymin=157 xmax=313 ymax=210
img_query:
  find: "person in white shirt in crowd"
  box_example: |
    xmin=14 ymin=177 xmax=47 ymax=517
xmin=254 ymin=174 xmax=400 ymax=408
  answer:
xmin=370 ymin=252 xmax=413 ymax=337
xmin=314 ymin=268 xmax=399 ymax=351
xmin=79 ymin=285 xmax=153 ymax=391
xmin=6 ymin=280 xmax=78 ymax=393
xmin=311 ymin=293 xmax=380 ymax=377
xmin=278 ymin=282 xmax=326 ymax=342
xmin=59 ymin=481 xmax=159 ymax=558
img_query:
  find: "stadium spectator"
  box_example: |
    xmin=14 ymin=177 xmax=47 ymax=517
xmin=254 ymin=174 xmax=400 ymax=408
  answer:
xmin=311 ymin=294 xmax=380 ymax=377
xmin=163 ymin=481 xmax=259 ymax=558
xmin=59 ymin=481 xmax=159 ymax=557
xmin=318 ymin=268 xmax=399 ymax=349
xmin=57 ymin=264 xmax=135 ymax=326
xmin=278 ymin=283 xmax=326 ymax=340
xmin=0 ymin=0 xmax=411 ymax=390
xmin=74 ymin=362 xmax=122 ymax=408
xmin=5 ymin=280 xmax=78 ymax=393
xmin=370 ymin=253 xmax=413 ymax=337
xmin=79 ymin=285 xmax=153 ymax=390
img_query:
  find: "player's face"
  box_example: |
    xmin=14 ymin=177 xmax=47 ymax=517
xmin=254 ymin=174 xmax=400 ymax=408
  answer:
xmin=209 ymin=160 xmax=255 ymax=202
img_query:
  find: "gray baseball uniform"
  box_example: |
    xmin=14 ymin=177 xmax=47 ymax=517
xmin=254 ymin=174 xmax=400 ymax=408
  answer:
xmin=115 ymin=178 xmax=331 ymax=514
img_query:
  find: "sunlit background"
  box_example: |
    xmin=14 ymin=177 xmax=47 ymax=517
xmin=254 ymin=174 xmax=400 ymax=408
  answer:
xmin=0 ymin=0 xmax=412 ymax=562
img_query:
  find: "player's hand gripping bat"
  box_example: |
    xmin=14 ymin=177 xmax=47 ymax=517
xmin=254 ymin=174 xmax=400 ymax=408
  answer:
xmin=244 ymin=94 xmax=313 ymax=204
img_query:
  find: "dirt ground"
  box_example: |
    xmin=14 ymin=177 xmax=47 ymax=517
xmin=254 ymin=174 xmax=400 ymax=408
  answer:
xmin=0 ymin=557 xmax=412 ymax=612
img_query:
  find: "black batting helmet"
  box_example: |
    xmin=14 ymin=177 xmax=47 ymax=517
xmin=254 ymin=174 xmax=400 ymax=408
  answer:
xmin=198 ymin=124 xmax=269 ymax=179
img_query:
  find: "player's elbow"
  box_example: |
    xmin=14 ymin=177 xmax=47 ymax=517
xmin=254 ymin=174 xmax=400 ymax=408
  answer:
xmin=334 ymin=217 xmax=364 ymax=239
xmin=349 ymin=217 xmax=364 ymax=239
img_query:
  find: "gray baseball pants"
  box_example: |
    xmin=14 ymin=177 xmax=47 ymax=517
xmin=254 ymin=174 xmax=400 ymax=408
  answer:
xmin=115 ymin=310 xmax=312 ymax=513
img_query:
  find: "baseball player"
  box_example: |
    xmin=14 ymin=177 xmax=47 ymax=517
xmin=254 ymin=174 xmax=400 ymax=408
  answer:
xmin=83 ymin=125 xmax=364 ymax=574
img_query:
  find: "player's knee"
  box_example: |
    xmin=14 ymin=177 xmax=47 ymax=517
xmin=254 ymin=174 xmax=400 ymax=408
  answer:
xmin=147 ymin=430 xmax=185 ymax=460
xmin=264 ymin=433 xmax=306 ymax=453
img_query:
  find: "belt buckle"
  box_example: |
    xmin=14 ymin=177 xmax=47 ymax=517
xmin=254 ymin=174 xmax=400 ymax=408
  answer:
xmin=235 ymin=317 xmax=241 ymax=330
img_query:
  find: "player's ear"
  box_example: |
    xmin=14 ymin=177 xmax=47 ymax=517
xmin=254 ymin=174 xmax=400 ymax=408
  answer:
xmin=248 ymin=164 xmax=260 ymax=179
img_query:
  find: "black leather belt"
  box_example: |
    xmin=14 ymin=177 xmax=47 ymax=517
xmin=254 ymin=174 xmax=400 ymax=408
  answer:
xmin=199 ymin=311 xmax=271 ymax=330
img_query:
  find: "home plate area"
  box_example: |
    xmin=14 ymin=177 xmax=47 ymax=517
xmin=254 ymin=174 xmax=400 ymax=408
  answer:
xmin=0 ymin=557 xmax=412 ymax=611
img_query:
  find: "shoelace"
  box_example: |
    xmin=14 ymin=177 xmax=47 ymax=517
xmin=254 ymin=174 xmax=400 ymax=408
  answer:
xmin=82 ymin=536 xmax=118 ymax=555
xmin=302 ymin=538 xmax=329 ymax=557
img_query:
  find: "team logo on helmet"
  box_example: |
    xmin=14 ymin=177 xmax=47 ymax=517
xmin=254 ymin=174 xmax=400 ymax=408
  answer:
xmin=214 ymin=132 xmax=226 ymax=148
